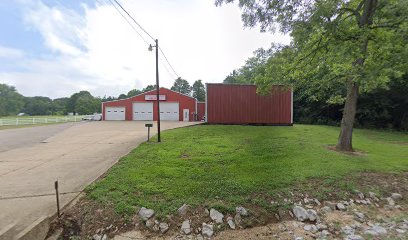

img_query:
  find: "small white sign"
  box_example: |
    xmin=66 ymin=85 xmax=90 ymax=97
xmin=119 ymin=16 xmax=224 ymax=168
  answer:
xmin=145 ymin=95 xmax=166 ymax=101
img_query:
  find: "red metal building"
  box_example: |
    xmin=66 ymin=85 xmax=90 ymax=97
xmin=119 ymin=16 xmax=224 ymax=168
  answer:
xmin=102 ymin=88 xmax=197 ymax=121
xmin=206 ymin=83 xmax=293 ymax=125
xmin=197 ymin=102 xmax=206 ymax=121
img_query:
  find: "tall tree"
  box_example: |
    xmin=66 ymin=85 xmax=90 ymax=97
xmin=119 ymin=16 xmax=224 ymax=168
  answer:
xmin=223 ymin=47 xmax=274 ymax=84
xmin=68 ymin=91 xmax=100 ymax=115
xmin=127 ymin=89 xmax=142 ymax=97
xmin=118 ymin=94 xmax=127 ymax=100
xmin=192 ymin=80 xmax=206 ymax=101
xmin=171 ymin=77 xmax=192 ymax=95
xmin=217 ymin=0 xmax=408 ymax=151
xmin=51 ymin=97 xmax=70 ymax=115
xmin=142 ymin=85 xmax=156 ymax=93
xmin=23 ymin=96 xmax=52 ymax=115
xmin=0 ymin=84 xmax=24 ymax=116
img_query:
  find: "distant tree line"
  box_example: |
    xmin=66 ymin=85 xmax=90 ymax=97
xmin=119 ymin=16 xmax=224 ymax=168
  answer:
xmin=0 ymin=84 xmax=102 ymax=116
xmin=223 ymin=46 xmax=408 ymax=131
xmin=0 ymin=78 xmax=207 ymax=117
xmin=107 ymin=79 xmax=206 ymax=102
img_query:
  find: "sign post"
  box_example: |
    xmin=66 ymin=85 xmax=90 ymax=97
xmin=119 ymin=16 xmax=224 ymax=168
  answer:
xmin=145 ymin=123 xmax=153 ymax=141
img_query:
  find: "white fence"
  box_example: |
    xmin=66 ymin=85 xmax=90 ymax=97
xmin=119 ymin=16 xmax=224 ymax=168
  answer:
xmin=0 ymin=116 xmax=91 ymax=127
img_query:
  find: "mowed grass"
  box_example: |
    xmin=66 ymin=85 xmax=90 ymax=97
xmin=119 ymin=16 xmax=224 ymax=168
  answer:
xmin=87 ymin=124 xmax=408 ymax=216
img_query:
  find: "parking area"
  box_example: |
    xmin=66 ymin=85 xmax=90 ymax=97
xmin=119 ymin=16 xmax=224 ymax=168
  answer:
xmin=0 ymin=121 xmax=199 ymax=238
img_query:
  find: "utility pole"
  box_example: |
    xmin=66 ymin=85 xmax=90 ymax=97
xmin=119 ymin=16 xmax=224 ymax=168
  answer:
xmin=155 ymin=39 xmax=161 ymax=142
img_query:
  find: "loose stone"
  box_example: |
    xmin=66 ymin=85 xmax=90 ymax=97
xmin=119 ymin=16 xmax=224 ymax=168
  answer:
xmin=138 ymin=207 xmax=155 ymax=221
xmin=202 ymin=223 xmax=214 ymax=238
xmin=181 ymin=220 xmax=191 ymax=235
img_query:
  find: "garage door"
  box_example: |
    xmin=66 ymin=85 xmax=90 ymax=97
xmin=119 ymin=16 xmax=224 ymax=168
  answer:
xmin=160 ymin=102 xmax=179 ymax=121
xmin=133 ymin=102 xmax=153 ymax=120
xmin=105 ymin=107 xmax=125 ymax=121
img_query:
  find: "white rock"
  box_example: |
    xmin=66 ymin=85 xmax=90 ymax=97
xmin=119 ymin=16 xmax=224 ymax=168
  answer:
xmin=159 ymin=222 xmax=169 ymax=233
xmin=303 ymin=224 xmax=318 ymax=233
xmin=235 ymin=206 xmax=249 ymax=216
xmin=396 ymin=228 xmax=406 ymax=234
xmin=320 ymin=230 xmax=330 ymax=237
xmin=336 ymin=203 xmax=346 ymax=211
xmin=354 ymin=212 xmax=365 ymax=222
xmin=391 ymin=193 xmax=402 ymax=200
xmin=92 ymin=234 xmax=107 ymax=240
xmin=138 ymin=207 xmax=155 ymax=220
xmin=210 ymin=208 xmax=224 ymax=223
xmin=345 ymin=235 xmax=364 ymax=240
xmin=364 ymin=225 xmax=387 ymax=236
xmin=341 ymin=225 xmax=355 ymax=235
xmin=178 ymin=204 xmax=190 ymax=216
xmin=314 ymin=199 xmax=321 ymax=206
xmin=181 ymin=220 xmax=191 ymax=235
xmin=202 ymin=223 xmax=214 ymax=238
xmin=227 ymin=217 xmax=236 ymax=229
xmin=357 ymin=192 xmax=365 ymax=200
xmin=145 ymin=219 xmax=155 ymax=228
xmin=368 ymin=192 xmax=376 ymax=198
xmin=386 ymin=197 xmax=395 ymax=206
xmin=320 ymin=206 xmax=332 ymax=214
xmin=307 ymin=209 xmax=318 ymax=222
xmin=293 ymin=206 xmax=309 ymax=221
xmin=317 ymin=223 xmax=328 ymax=230
xmin=294 ymin=237 xmax=304 ymax=240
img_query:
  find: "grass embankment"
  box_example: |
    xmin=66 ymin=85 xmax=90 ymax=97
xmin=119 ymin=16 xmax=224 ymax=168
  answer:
xmin=87 ymin=124 xmax=408 ymax=217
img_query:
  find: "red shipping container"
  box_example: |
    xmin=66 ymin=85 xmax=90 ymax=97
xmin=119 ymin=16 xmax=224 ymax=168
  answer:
xmin=206 ymin=84 xmax=293 ymax=125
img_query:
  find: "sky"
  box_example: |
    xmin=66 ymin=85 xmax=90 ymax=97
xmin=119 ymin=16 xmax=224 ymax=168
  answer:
xmin=0 ymin=0 xmax=290 ymax=99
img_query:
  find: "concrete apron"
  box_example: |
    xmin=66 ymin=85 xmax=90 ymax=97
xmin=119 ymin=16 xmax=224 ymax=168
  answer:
xmin=0 ymin=121 xmax=200 ymax=240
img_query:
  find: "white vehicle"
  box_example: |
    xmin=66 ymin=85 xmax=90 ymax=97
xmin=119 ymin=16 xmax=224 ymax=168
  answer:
xmin=82 ymin=114 xmax=102 ymax=121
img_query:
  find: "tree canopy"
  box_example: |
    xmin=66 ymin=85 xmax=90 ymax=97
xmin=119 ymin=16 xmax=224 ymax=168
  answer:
xmin=171 ymin=78 xmax=191 ymax=95
xmin=0 ymin=84 xmax=24 ymax=116
xmin=192 ymin=80 xmax=206 ymax=101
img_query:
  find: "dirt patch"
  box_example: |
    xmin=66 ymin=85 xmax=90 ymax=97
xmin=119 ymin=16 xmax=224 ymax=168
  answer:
xmin=327 ymin=145 xmax=367 ymax=156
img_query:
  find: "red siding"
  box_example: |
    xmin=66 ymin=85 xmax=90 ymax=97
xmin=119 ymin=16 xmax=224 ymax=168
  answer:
xmin=206 ymin=84 xmax=292 ymax=125
xmin=102 ymin=88 xmax=197 ymax=121
xmin=197 ymin=102 xmax=206 ymax=121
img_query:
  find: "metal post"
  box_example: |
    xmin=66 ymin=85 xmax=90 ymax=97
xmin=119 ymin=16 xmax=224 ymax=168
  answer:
xmin=155 ymin=39 xmax=161 ymax=143
xmin=54 ymin=181 xmax=61 ymax=218
xmin=148 ymin=126 xmax=150 ymax=142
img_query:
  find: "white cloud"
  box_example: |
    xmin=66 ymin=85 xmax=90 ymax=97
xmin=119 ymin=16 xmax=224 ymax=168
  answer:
xmin=1 ymin=0 xmax=290 ymax=98
xmin=0 ymin=46 xmax=24 ymax=59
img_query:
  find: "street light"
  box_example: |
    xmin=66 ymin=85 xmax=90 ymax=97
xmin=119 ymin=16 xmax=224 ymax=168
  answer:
xmin=148 ymin=39 xmax=161 ymax=142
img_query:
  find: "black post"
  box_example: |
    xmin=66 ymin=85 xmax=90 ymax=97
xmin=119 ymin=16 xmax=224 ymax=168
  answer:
xmin=54 ymin=181 xmax=60 ymax=218
xmin=155 ymin=39 xmax=161 ymax=143
xmin=148 ymin=126 xmax=150 ymax=141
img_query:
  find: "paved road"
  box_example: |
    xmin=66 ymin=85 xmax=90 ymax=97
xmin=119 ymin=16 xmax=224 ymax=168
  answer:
xmin=0 ymin=121 xmax=199 ymax=239
xmin=0 ymin=123 xmax=76 ymax=152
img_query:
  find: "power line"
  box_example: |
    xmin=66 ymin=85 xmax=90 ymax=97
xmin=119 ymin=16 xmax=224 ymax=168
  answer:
xmin=105 ymin=0 xmax=150 ymax=45
xmin=159 ymin=47 xmax=180 ymax=78
xmin=101 ymin=0 xmax=181 ymax=80
xmin=112 ymin=0 xmax=156 ymax=41
xmin=159 ymin=56 xmax=178 ymax=80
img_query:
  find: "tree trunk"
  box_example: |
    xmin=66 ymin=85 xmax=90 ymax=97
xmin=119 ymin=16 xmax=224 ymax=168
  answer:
xmin=335 ymin=0 xmax=377 ymax=152
xmin=336 ymin=80 xmax=359 ymax=151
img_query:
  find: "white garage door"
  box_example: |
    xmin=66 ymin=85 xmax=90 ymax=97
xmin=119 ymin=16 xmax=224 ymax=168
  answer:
xmin=160 ymin=102 xmax=179 ymax=121
xmin=133 ymin=102 xmax=153 ymax=120
xmin=105 ymin=107 xmax=125 ymax=121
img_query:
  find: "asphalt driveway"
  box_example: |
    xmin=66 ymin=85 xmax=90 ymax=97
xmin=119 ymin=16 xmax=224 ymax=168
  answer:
xmin=0 ymin=121 xmax=199 ymax=239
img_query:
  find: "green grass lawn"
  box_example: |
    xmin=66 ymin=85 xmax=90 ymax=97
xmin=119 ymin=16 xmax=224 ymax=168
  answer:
xmin=87 ymin=124 xmax=408 ymax=217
